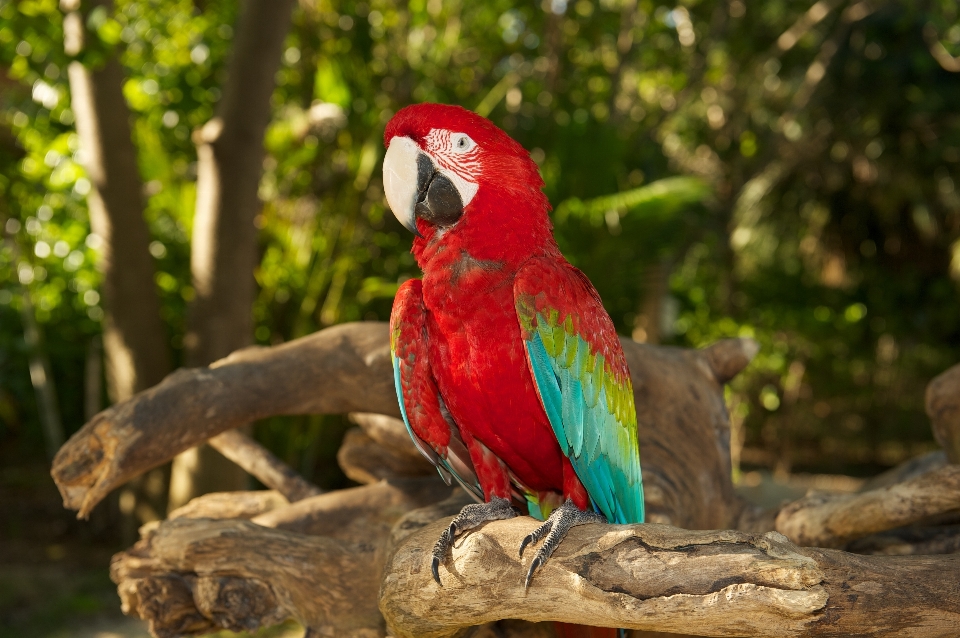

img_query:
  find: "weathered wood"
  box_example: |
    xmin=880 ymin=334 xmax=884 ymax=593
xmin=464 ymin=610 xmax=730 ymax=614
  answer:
xmin=253 ymin=478 xmax=455 ymax=538
xmin=380 ymin=517 xmax=960 ymax=638
xmin=848 ymin=524 xmax=960 ymax=556
xmin=112 ymin=479 xmax=457 ymax=637
xmin=208 ymin=429 xmax=322 ymax=501
xmin=774 ymin=464 xmax=960 ymax=548
xmin=858 ymin=450 xmax=947 ymax=493
xmin=52 ymin=318 xmax=960 ymax=638
xmin=337 ymin=428 xmax=436 ymax=484
xmin=167 ymin=490 xmax=289 ymax=521
xmin=627 ymin=339 xmax=751 ymax=529
xmin=700 ymin=337 xmax=760 ymax=384
xmin=348 ymin=412 xmax=423 ymax=460
xmin=51 ymin=322 xmax=395 ymax=518
xmin=51 ymin=323 xmax=754 ymax=530
xmin=926 ymin=362 xmax=960 ymax=464
xmin=112 ymin=518 xmax=383 ymax=638
xmin=110 ymin=486 xmax=960 ymax=638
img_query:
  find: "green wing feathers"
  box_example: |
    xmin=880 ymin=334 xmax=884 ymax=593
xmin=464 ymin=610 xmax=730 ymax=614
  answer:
xmin=516 ymin=259 xmax=645 ymax=525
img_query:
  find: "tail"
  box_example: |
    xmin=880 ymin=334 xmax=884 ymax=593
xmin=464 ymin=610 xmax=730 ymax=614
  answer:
xmin=553 ymin=623 xmax=626 ymax=638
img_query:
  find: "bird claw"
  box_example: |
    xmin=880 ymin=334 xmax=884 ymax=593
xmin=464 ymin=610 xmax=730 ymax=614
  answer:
xmin=431 ymin=496 xmax=516 ymax=586
xmin=520 ymin=499 xmax=606 ymax=589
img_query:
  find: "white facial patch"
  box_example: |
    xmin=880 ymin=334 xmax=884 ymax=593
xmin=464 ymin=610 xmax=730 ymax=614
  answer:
xmin=424 ymin=129 xmax=481 ymax=207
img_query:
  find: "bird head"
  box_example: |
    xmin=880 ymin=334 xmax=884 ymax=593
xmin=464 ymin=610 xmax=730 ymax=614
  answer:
xmin=383 ymin=103 xmax=552 ymax=265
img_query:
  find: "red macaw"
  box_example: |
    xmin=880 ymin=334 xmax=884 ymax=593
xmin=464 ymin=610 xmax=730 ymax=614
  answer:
xmin=383 ymin=104 xmax=644 ymax=604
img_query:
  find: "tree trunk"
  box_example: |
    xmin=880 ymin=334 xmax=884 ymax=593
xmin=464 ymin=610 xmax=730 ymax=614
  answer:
xmin=62 ymin=0 xmax=172 ymax=402
xmin=168 ymin=0 xmax=297 ymax=509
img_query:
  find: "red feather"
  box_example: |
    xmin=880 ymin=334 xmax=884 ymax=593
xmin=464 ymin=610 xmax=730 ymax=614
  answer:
xmin=386 ymin=103 xmax=588 ymax=504
xmin=388 ymin=102 xmax=625 ymax=637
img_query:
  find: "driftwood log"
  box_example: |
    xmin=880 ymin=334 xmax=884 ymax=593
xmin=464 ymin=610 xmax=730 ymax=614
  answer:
xmin=773 ymin=464 xmax=960 ymax=548
xmin=51 ymin=322 xmax=960 ymax=637
xmin=927 ymin=363 xmax=960 ymax=464
xmin=382 ymin=518 xmax=960 ymax=637
xmin=52 ymin=324 xmax=396 ymax=518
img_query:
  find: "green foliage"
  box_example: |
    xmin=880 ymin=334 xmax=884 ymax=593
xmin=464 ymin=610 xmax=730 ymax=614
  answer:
xmin=1 ymin=0 xmax=959 ymax=480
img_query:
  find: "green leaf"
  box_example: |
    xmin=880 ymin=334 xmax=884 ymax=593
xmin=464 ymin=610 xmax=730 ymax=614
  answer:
xmin=553 ymin=176 xmax=710 ymax=224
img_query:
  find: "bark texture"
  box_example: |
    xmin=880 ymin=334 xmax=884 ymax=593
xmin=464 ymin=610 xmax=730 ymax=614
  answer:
xmin=338 ymin=413 xmax=436 ymax=484
xmin=774 ymin=464 xmax=960 ymax=548
xmin=112 ymin=479 xmax=457 ymax=638
xmin=110 ymin=484 xmax=960 ymax=638
xmin=380 ymin=517 xmax=960 ymax=638
xmin=337 ymin=427 xmax=436 ymax=484
xmin=53 ymin=323 xmax=394 ymax=518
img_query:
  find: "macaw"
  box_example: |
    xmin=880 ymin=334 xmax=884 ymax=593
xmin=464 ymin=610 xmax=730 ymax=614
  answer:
xmin=383 ymin=104 xmax=644 ymax=599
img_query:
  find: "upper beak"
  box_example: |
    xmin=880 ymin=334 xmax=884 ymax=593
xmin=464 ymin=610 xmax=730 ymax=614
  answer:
xmin=383 ymin=136 xmax=424 ymax=237
xmin=383 ymin=136 xmax=465 ymax=237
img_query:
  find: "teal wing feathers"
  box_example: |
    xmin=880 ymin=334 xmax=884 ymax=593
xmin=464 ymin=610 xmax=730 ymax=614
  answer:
xmin=515 ymin=257 xmax=644 ymax=524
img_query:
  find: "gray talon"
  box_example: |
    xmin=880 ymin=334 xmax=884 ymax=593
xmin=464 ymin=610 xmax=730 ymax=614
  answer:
xmin=524 ymin=555 xmax=543 ymax=589
xmin=520 ymin=499 xmax=606 ymax=589
xmin=431 ymin=496 xmax=516 ymax=586
xmin=431 ymin=528 xmax=449 ymax=585
xmin=519 ymin=521 xmax=550 ymax=557
xmin=431 ymin=555 xmax=442 ymax=585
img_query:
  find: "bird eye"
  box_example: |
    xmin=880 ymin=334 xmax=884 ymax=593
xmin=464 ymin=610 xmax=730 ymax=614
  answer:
xmin=452 ymin=134 xmax=475 ymax=153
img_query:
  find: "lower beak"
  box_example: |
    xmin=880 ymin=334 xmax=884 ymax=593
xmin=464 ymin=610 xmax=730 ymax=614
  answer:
xmin=383 ymin=136 xmax=464 ymax=237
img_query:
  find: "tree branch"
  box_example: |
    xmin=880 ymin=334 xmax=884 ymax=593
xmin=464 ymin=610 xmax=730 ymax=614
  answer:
xmin=337 ymin=428 xmax=437 ymax=484
xmin=380 ymin=517 xmax=960 ymax=638
xmin=774 ymin=464 xmax=960 ymax=548
xmin=51 ymin=323 xmax=395 ymax=518
xmin=71 ymin=327 xmax=960 ymax=638
xmin=168 ymin=490 xmax=289 ymax=521
xmin=208 ymin=430 xmax=322 ymax=502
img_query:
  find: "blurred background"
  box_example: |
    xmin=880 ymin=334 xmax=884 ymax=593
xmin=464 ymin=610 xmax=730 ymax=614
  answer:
xmin=1 ymin=0 xmax=958 ymax=636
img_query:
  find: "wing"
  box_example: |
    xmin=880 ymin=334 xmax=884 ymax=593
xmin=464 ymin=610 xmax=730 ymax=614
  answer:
xmin=390 ymin=278 xmax=483 ymax=502
xmin=514 ymin=257 xmax=644 ymax=524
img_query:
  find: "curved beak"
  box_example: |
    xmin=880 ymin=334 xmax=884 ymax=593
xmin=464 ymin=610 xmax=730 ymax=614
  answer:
xmin=383 ymin=136 xmax=424 ymax=237
xmin=383 ymin=136 xmax=466 ymax=237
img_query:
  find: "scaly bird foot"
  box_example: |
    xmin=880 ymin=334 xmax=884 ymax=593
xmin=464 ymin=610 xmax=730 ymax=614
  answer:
xmin=519 ymin=499 xmax=605 ymax=589
xmin=432 ymin=496 xmax=516 ymax=586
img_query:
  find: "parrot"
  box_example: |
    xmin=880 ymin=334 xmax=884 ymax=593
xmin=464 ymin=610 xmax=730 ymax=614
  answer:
xmin=383 ymin=104 xmax=644 ymax=627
